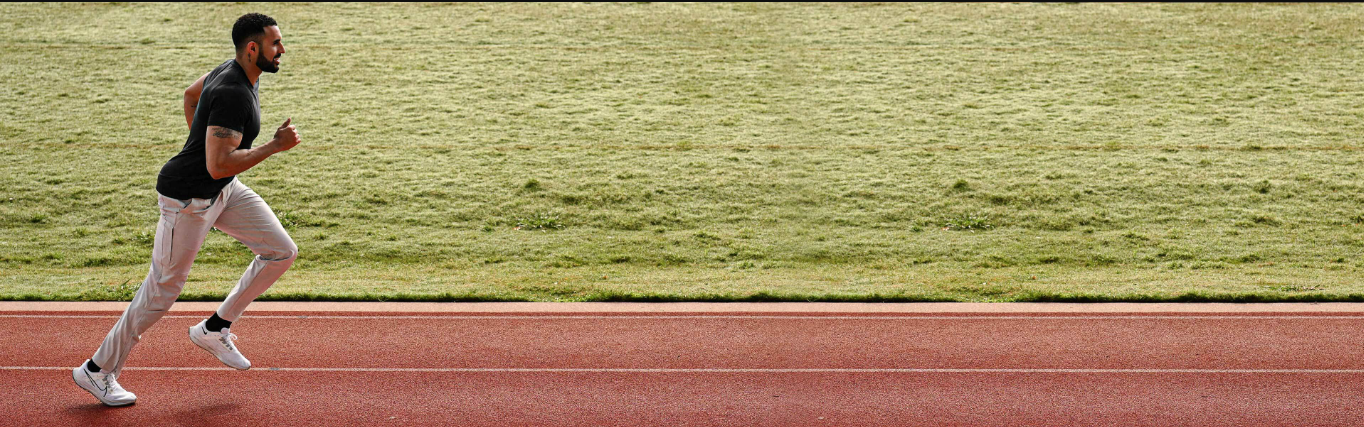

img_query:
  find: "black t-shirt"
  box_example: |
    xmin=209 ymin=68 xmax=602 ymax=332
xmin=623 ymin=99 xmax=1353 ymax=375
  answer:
xmin=157 ymin=59 xmax=261 ymax=200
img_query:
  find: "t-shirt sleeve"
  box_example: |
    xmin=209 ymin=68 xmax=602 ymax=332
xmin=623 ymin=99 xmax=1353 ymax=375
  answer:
xmin=205 ymin=88 xmax=250 ymax=133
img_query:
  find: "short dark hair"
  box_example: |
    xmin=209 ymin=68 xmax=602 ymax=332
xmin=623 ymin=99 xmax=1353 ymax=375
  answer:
xmin=232 ymin=13 xmax=278 ymax=52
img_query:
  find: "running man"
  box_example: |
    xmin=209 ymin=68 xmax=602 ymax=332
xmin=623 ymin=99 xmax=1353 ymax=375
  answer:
xmin=73 ymin=13 xmax=301 ymax=406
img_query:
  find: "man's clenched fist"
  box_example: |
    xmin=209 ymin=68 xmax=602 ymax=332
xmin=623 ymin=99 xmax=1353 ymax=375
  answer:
xmin=273 ymin=117 xmax=301 ymax=151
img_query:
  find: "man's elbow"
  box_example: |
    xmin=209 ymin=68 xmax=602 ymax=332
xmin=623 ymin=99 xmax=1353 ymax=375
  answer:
xmin=206 ymin=165 xmax=229 ymax=180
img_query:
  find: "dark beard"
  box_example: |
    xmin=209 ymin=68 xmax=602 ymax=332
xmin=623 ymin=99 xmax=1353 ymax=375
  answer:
xmin=257 ymin=54 xmax=279 ymax=73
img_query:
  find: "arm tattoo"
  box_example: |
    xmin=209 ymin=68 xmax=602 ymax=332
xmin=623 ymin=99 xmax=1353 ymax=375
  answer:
xmin=210 ymin=127 xmax=242 ymax=139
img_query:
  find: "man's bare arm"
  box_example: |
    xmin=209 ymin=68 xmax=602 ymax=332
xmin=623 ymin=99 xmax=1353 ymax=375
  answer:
xmin=204 ymin=119 xmax=301 ymax=180
xmin=183 ymin=72 xmax=211 ymax=129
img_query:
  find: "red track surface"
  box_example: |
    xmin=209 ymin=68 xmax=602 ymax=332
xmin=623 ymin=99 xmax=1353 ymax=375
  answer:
xmin=7 ymin=311 xmax=1364 ymax=426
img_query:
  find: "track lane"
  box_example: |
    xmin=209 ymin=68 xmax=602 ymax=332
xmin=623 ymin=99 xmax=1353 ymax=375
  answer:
xmin=6 ymin=310 xmax=1364 ymax=426
xmin=14 ymin=370 xmax=1364 ymax=426
xmin=7 ymin=312 xmax=1363 ymax=370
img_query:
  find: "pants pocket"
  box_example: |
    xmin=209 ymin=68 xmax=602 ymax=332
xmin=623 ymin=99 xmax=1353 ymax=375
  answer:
xmin=151 ymin=208 xmax=178 ymax=271
xmin=159 ymin=195 xmax=190 ymax=212
xmin=190 ymin=196 xmax=217 ymax=214
xmin=152 ymin=194 xmax=191 ymax=272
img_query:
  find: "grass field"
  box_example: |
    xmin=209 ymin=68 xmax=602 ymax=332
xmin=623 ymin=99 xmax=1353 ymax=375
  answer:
xmin=3 ymin=3 xmax=1364 ymax=302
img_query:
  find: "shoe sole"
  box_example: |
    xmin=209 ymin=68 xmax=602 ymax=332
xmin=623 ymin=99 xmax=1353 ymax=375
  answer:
xmin=188 ymin=326 xmax=251 ymax=370
xmin=71 ymin=367 xmax=136 ymax=407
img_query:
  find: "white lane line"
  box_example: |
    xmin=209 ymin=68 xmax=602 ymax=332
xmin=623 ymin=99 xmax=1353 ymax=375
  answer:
xmin=7 ymin=366 xmax=1364 ymax=374
xmin=8 ymin=311 xmax=1364 ymax=317
xmin=11 ymin=302 xmax=1364 ymax=313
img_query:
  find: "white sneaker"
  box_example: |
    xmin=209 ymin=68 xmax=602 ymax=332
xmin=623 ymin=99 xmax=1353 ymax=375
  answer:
xmin=72 ymin=361 xmax=137 ymax=407
xmin=189 ymin=320 xmax=251 ymax=370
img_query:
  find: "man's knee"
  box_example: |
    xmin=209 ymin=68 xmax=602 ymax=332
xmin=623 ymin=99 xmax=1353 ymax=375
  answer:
xmin=140 ymin=278 xmax=185 ymax=313
xmin=150 ymin=267 xmax=191 ymax=296
xmin=144 ymin=297 xmax=177 ymax=314
xmin=262 ymin=239 xmax=298 ymax=262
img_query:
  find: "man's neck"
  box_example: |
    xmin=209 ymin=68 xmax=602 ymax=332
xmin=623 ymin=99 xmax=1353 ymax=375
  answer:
xmin=233 ymin=57 xmax=262 ymax=86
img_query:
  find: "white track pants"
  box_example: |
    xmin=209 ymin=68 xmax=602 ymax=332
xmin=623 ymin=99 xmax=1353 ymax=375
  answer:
xmin=91 ymin=179 xmax=297 ymax=374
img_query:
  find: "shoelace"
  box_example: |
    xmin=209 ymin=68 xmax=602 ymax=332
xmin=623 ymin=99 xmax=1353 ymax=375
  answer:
xmin=218 ymin=332 xmax=239 ymax=351
xmin=103 ymin=373 xmax=121 ymax=395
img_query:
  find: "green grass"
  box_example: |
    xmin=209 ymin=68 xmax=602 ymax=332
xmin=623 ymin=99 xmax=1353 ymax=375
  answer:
xmin=3 ymin=3 xmax=1364 ymax=302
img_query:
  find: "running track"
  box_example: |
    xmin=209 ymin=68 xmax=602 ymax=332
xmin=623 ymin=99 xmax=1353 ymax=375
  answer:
xmin=5 ymin=302 xmax=1364 ymax=426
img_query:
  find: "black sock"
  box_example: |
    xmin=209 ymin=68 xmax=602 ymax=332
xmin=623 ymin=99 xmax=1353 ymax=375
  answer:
xmin=204 ymin=313 xmax=232 ymax=332
xmin=86 ymin=359 xmax=101 ymax=372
